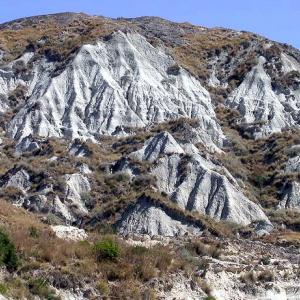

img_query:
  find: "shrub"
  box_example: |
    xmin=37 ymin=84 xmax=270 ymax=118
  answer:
xmin=96 ymin=280 xmax=109 ymax=296
xmin=28 ymin=278 xmax=59 ymax=299
xmin=28 ymin=226 xmax=40 ymax=239
xmin=0 ymin=229 xmax=18 ymax=271
xmin=93 ymin=237 xmax=120 ymax=261
xmin=0 ymin=283 xmax=8 ymax=295
xmin=187 ymin=240 xmax=222 ymax=259
xmin=240 ymin=270 xmax=257 ymax=284
xmin=260 ymin=256 xmax=271 ymax=265
xmin=136 ymin=262 xmax=157 ymax=281
xmin=257 ymin=270 xmax=274 ymax=282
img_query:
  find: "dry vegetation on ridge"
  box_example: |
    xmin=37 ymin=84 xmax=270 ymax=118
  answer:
xmin=0 ymin=198 xmax=228 ymax=299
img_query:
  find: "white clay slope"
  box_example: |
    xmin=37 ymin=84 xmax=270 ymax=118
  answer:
xmin=227 ymin=56 xmax=300 ymax=138
xmin=279 ymin=181 xmax=300 ymax=210
xmin=6 ymin=31 xmax=224 ymax=148
xmin=117 ymin=196 xmax=202 ymax=237
xmin=131 ymin=132 xmax=269 ymax=226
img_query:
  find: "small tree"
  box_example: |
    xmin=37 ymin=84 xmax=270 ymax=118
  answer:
xmin=93 ymin=237 xmax=120 ymax=261
xmin=0 ymin=229 xmax=18 ymax=271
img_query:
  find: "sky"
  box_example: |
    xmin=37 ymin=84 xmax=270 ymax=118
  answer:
xmin=0 ymin=0 xmax=299 ymax=49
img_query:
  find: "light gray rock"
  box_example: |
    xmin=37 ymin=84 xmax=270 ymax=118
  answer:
xmin=64 ymin=173 xmax=91 ymax=215
xmin=5 ymin=32 xmax=223 ymax=149
xmin=15 ymin=135 xmax=40 ymax=154
xmin=279 ymin=181 xmax=300 ymax=210
xmin=116 ymin=196 xmax=202 ymax=236
xmin=76 ymin=163 xmax=92 ymax=174
xmin=0 ymin=167 xmax=31 ymax=192
xmin=284 ymin=156 xmax=300 ymax=173
xmin=227 ymin=56 xmax=300 ymax=138
xmin=51 ymin=225 xmax=88 ymax=241
xmin=130 ymin=132 xmax=269 ymax=226
xmin=112 ymin=157 xmax=140 ymax=178
xmin=69 ymin=139 xmax=91 ymax=157
xmin=152 ymin=154 xmax=269 ymax=226
xmin=130 ymin=131 xmax=185 ymax=162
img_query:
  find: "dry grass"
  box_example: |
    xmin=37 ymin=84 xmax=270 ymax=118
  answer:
xmin=171 ymin=29 xmax=254 ymax=80
xmin=0 ymin=15 xmax=129 ymax=63
xmin=216 ymin=106 xmax=300 ymax=211
xmin=0 ymin=199 xmax=205 ymax=298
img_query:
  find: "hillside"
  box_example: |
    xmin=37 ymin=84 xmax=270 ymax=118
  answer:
xmin=0 ymin=12 xmax=300 ymax=299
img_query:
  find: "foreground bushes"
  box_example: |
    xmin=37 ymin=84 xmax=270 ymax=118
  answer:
xmin=0 ymin=229 xmax=18 ymax=271
xmin=93 ymin=237 xmax=120 ymax=261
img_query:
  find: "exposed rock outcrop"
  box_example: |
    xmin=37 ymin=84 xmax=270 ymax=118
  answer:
xmin=116 ymin=196 xmax=202 ymax=236
xmin=153 ymin=154 xmax=269 ymax=226
xmin=69 ymin=139 xmax=91 ymax=157
xmin=63 ymin=173 xmax=91 ymax=216
xmin=0 ymin=167 xmax=31 ymax=192
xmin=5 ymin=31 xmax=223 ymax=150
xmin=130 ymin=132 xmax=269 ymax=226
xmin=51 ymin=225 xmax=88 ymax=241
xmin=279 ymin=181 xmax=300 ymax=210
xmin=284 ymin=155 xmax=300 ymax=173
xmin=129 ymin=131 xmax=185 ymax=162
xmin=15 ymin=134 xmax=40 ymax=154
xmin=227 ymin=54 xmax=300 ymax=138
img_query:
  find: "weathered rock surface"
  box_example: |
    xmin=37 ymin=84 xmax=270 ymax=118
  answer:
xmin=153 ymin=154 xmax=268 ymax=225
xmin=279 ymin=181 xmax=300 ymax=210
xmin=116 ymin=196 xmax=202 ymax=236
xmin=5 ymin=31 xmax=223 ymax=150
xmin=284 ymin=155 xmax=300 ymax=173
xmin=63 ymin=173 xmax=91 ymax=216
xmin=69 ymin=139 xmax=91 ymax=157
xmin=227 ymin=54 xmax=300 ymax=138
xmin=15 ymin=134 xmax=40 ymax=154
xmin=129 ymin=131 xmax=185 ymax=162
xmin=131 ymin=132 xmax=269 ymax=226
xmin=51 ymin=225 xmax=88 ymax=241
xmin=76 ymin=163 xmax=92 ymax=174
xmin=0 ymin=167 xmax=31 ymax=192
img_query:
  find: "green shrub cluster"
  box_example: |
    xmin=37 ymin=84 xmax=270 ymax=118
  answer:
xmin=93 ymin=237 xmax=120 ymax=261
xmin=28 ymin=278 xmax=59 ymax=300
xmin=0 ymin=229 xmax=18 ymax=271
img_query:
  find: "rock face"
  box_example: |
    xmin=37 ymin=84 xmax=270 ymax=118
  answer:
xmin=279 ymin=181 xmax=300 ymax=210
xmin=130 ymin=131 xmax=185 ymax=162
xmin=15 ymin=134 xmax=40 ymax=154
xmin=153 ymin=154 xmax=268 ymax=225
xmin=285 ymin=156 xmax=300 ymax=173
xmin=69 ymin=139 xmax=91 ymax=157
xmin=0 ymin=167 xmax=91 ymax=224
xmin=132 ymin=132 xmax=269 ymax=226
xmin=227 ymin=54 xmax=300 ymax=138
xmin=63 ymin=173 xmax=91 ymax=216
xmin=0 ymin=167 xmax=31 ymax=192
xmin=116 ymin=196 xmax=202 ymax=236
xmin=5 ymin=31 xmax=223 ymax=149
xmin=51 ymin=225 xmax=88 ymax=241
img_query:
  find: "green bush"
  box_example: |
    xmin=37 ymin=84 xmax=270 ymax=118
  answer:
xmin=0 ymin=283 xmax=8 ymax=295
xmin=93 ymin=237 xmax=120 ymax=261
xmin=96 ymin=280 xmax=109 ymax=296
xmin=28 ymin=278 xmax=59 ymax=300
xmin=28 ymin=226 xmax=40 ymax=239
xmin=0 ymin=230 xmax=18 ymax=271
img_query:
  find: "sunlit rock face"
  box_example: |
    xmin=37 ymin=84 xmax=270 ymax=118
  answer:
xmin=116 ymin=196 xmax=202 ymax=237
xmin=227 ymin=54 xmax=300 ymax=139
xmin=3 ymin=31 xmax=223 ymax=150
xmin=129 ymin=132 xmax=270 ymax=226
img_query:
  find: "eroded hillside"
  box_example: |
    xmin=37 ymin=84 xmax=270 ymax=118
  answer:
xmin=0 ymin=13 xmax=300 ymax=300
